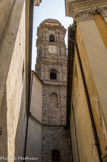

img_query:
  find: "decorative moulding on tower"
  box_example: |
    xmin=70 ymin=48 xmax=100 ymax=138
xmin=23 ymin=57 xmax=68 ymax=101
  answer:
xmin=38 ymin=19 xmax=65 ymax=31
xmin=36 ymin=19 xmax=66 ymax=47
xmin=65 ymin=0 xmax=107 ymax=21
xmin=34 ymin=0 xmax=42 ymax=6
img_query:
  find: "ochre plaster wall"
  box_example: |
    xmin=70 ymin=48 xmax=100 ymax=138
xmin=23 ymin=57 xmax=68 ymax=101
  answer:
xmin=65 ymin=0 xmax=107 ymax=161
xmin=104 ymin=17 xmax=107 ymax=23
xmin=70 ymin=49 xmax=100 ymax=162
xmin=94 ymin=14 xmax=107 ymax=49
xmin=77 ymin=21 xmax=107 ymax=156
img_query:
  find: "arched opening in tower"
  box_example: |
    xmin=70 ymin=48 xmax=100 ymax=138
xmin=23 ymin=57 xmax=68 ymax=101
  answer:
xmin=52 ymin=149 xmax=60 ymax=161
xmin=49 ymin=34 xmax=55 ymax=42
xmin=50 ymin=69 xmax=57 ymax=80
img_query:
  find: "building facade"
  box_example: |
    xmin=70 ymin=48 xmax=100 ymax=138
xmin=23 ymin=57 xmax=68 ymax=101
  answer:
xmin=65 ymin=0 xmax=107 ymax=162
xmin=36 ymin=19 xmax=72 ymax=162
xmin=0 ymin=0 xmax=42 ymax=161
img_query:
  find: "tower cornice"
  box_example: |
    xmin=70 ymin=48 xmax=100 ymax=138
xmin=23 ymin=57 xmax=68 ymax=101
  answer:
xmin=36 ymin=40 xmax=66 ymax=47
xmin=36 ymin=60 xmax=67 ymax=65
xmin=37 ymin=25 xmax=66 ymax=37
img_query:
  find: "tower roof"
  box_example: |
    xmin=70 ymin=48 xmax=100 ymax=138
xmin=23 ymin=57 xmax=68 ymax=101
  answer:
xmin=37 ymin=18 xmax=66 ymax=40
xmin=39 ymin=19 xmax=62 ymax=27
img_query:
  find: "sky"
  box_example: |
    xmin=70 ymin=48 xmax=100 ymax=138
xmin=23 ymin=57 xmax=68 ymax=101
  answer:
xmin=32 ymin=0 xmax=73 ymax=70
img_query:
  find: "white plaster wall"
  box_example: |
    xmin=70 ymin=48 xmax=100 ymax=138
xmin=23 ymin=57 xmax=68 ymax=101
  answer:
xmin=26 ymin=119 xmax=41 ymax=162
xmin=30 ymin=74 xmax=42 ymax=122
xmin=6 ymin=2 xmax=26 ymax=160
xmin=25 ymin=74 xmax=42 ymax=161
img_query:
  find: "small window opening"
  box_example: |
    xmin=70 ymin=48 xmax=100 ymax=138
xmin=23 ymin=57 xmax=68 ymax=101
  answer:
xmin=49 ymin=34 xmax=55 ymax=42
xmin=50 ymin=69 xmax=57 ymax=80
xmin=52 ymin=150 xmax=60 ymax=161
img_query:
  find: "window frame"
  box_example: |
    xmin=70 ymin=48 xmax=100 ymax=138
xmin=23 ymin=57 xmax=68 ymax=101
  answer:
xmin=52 ymin=149 xmax=60 ymax=161
xmin=49 ymin=34 xmax=55 ymax=42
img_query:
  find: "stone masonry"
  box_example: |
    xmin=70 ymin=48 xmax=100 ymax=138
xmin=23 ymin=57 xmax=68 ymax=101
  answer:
xmin=36 ymin=19 xmax=72 ymax=162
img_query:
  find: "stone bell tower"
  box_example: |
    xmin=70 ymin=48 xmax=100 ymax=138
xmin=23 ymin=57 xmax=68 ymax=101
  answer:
xmin=36 ymin=19 xmax=72 ymax=162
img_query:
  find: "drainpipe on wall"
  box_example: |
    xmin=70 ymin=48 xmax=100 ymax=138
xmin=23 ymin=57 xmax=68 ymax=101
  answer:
xmin=66 ymin=26 xmax=76 ymax=128
xmin=24 ymin=0 xmax=34 ymax=160
xmin=66 ymin=25 xmax=76 ymax=162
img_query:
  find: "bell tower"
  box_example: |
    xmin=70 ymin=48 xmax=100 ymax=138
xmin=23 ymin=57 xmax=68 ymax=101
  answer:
xmin=36 ymin=19 xmax=72 ymax=162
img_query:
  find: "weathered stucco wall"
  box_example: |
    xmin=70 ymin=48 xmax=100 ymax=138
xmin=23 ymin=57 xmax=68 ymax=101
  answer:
xmin=0 ymin=0 xmax=14 ymax=43
xmin=0 ymin=0 xmax=26 ymax=160
xmin=15 ymin=84 xmax=27 ymax=160
xmin=70 ymin=50 xmax=100 ymax=162
xmin=70 ymin=18 xmax=107 ymax=161
xmin=79 ymin=21 xmax=107 ymax=123
xmin=26 ymin=119 xmax=41 ymax=162
xmin=77 ymin=21 xmax=107 ymax=156
xmin=6 ymin=1 xmax=26 ymax=159
xmin=66 ymin=1 xmax=107 ymax=161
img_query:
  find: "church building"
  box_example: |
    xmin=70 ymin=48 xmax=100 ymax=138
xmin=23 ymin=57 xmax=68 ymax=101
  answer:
xmin=26 ymin=19 xmax=72 ymax=162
